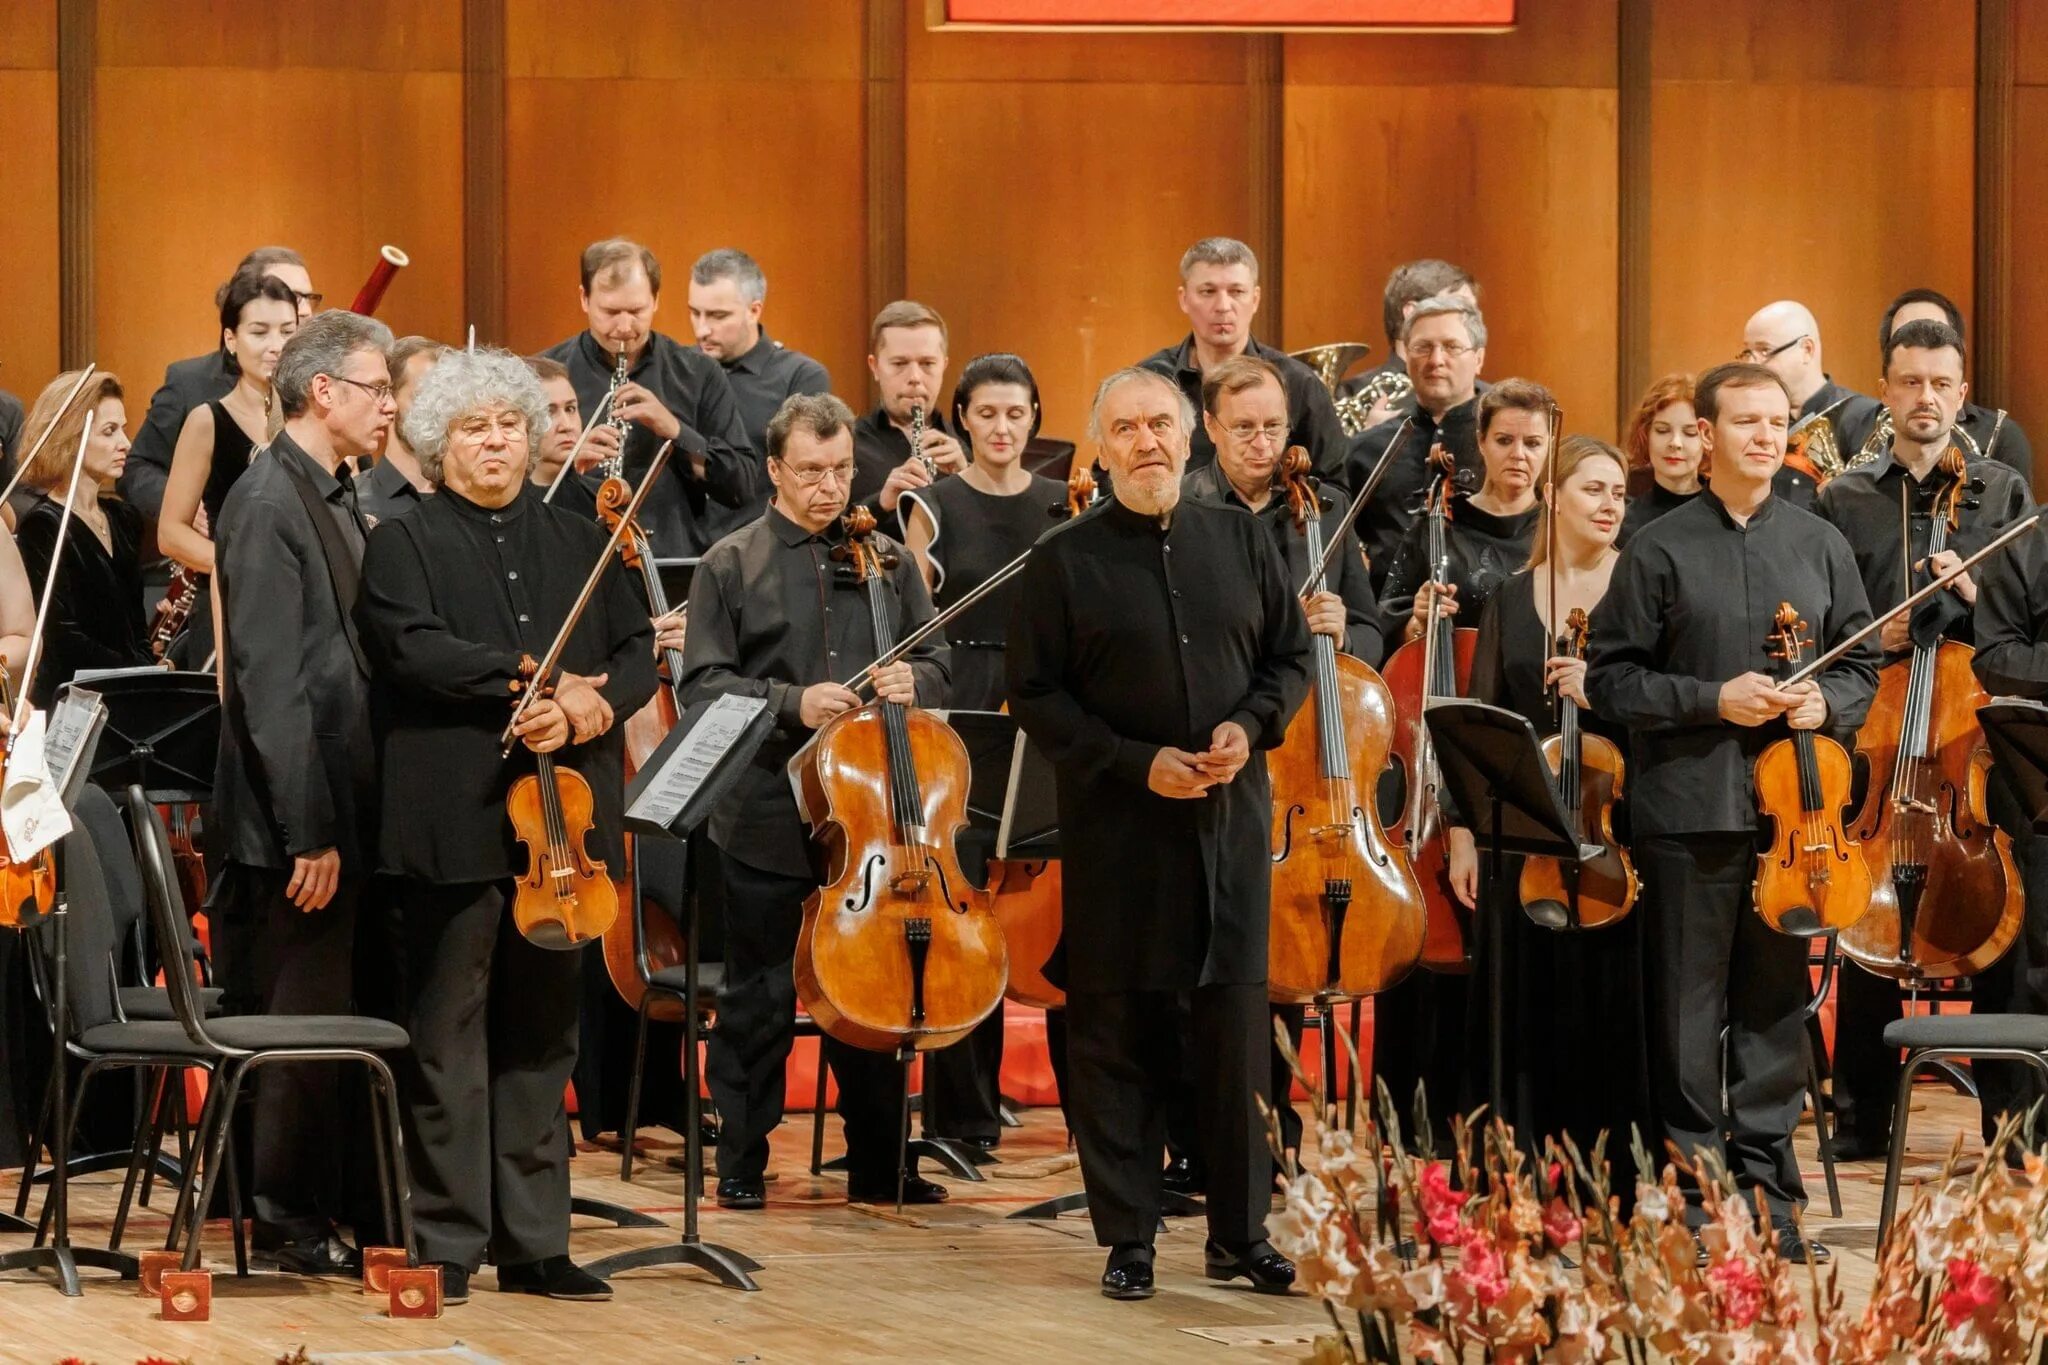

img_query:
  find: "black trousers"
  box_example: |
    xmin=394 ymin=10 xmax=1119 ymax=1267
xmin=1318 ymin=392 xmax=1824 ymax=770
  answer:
xmin=394 ymin=880 xmax=582 ymax=1270
xmin=1066 ymin=981 xmax=1268 ymax=1248
xmin=1371 ymin=971 xmax=1468 ymax=1147
xmin=213 ymin=861 xmax=362 ymax=1241
xmin=923 ymin=1006 xmax=1006 ymax=1143
xmin=1166 ymin=1003 xmax=1305 ymax=1176
xmin=706 ymin=855 xmax=903 ymax=1184
xmin=1638 ymin=834 xmax=1810 ymax=1217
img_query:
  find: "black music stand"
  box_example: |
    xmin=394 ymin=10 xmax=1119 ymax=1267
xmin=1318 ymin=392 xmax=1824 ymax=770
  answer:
xmin=1424 ymin=701 xmax=1592 ymax=1129
xmin=1981 ymin=700 xmax=2048 ymax=831
xmin=654 ymin=557 xmax=699 ymax=611
xmin=584 ymin=695 xmax=774 ymax=1292
xmin=993 ymin=728 xmax=1204 ymax=1226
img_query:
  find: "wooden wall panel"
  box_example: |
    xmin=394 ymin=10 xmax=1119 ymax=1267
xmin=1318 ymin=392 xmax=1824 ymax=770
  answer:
xmin=2007 ymin=87 xmax=2048 ymax=485
xmin=0 ymin=3 xmax=60 ymax=393
xmin=502 ymin=0 xmax=867 ymax=397
xmin=1646 ymin=0 xmax=1976 ymax=402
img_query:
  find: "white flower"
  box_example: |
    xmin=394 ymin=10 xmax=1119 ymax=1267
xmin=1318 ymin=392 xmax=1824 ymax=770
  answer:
xmin=1636 ymin=1184 xmax=1671 ymax=1225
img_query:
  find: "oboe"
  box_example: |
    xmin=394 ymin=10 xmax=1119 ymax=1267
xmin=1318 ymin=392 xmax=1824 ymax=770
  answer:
xmin=602 ymin=345 xmax=631 ymax=479
xmin=908 ymin=402 xmax=935 ymax=478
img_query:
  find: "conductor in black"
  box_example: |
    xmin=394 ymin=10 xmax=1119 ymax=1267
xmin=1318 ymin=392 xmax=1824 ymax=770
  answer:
xmin=1008 ymin=365 xmax=1312 ymax=1300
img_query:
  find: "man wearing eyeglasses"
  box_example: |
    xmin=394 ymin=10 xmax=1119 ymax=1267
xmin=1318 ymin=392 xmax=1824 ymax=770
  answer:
xmin=677 ymin=392 xmax=953 ymax=1212
xmin=1138 ymin=237 xmax=1345 ymax=481
xmin=122 ymin=245 xmax=320 ymax=518
xmin=1739 ymin=301 xmax=1883 ymax=500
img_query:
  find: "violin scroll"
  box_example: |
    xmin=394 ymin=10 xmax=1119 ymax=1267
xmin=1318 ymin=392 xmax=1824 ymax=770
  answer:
xmin=1765 ymin=602 xmax=1812 ymax=671
xmin=1064 ymin=462 xmax=1098 ymax=519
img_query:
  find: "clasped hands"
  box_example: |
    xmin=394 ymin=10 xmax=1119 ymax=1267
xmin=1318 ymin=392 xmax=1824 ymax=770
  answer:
xmin=514 ymin=671 xmax=614 ymax=753
xmin=1146 ymin=721 xmax=1251 ymax=800
xmin=1718 ymin=672 xmax=1827 ymax=730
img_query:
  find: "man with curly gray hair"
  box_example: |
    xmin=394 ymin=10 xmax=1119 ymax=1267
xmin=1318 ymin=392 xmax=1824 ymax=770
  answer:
xmin=358 ymin=344 xmax=659 ymax=1304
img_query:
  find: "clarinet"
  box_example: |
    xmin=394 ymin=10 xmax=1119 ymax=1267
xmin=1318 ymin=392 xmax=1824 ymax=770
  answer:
xmin=908 ymin=402 xmax=935 ymax=478
xmin=602 ymin=345 xmax=632 ymax=480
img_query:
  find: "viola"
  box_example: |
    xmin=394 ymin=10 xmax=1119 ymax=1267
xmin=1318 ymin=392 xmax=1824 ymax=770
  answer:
xmin=506 ymin=655 xmax=619 ymax=948
xmin=1267 ymin=446 xmax=1425 ymax=1002
xmin=1381 ymin=443 xmax=1477 ymax=973
xmin=792 ymin=507 xmax=1006 ymax=1052
xmin=593 ymin=473 xmax=690 ymax=1013
xmin=0 ymin=663 xmax=55 ymax=928
xmin=1844 ymin=453 xmax=2022 ymax=979
xmin=1752 ymin=603 xmax=1870 ymax=936
xmin=1517 ymin=607 xmax=1636 ymax=930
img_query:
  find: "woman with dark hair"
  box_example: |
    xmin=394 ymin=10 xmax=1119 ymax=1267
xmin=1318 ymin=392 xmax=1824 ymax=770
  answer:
xmin=901 ymin=352 xmax=1067 ymax=1149
xmin=1621 ymin=373 xmax=1703 ymax=541
xmin=159 ymin=270 xmax=301 ymax=575
xmin=12 ymin=370 xmax=152 ymax=706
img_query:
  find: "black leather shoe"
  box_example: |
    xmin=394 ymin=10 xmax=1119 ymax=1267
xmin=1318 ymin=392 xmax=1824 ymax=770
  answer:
xmin=847 ymin=1174 xmax=949 ymax=1205
xmin=1161 ymin=1156 xmax=1204 ymax=1196
xmin=497 ymin=1255 xmax=613 ymax=1301
xmin=1101 ymin=1243 xmax=1156 ymax=1300
xmin=1824 ymin=1133 xmax=1892 ymax=1162
xmin=258 ymin=1231 xmax=362 ymax=1277
xmin=716 ymin=1177 xmax=765 ymax=1210
xmin=1205 ymin=1239 xmax=1296 ymax=1294
xmin=435 ymin=1262 xmax=471 ymax=1305
xmin=1774 ymin=1221 xmax=1829 ymax=1264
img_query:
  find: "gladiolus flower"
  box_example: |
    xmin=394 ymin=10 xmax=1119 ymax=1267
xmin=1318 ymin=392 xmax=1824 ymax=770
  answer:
xmin=1543 ymin=1195 xmax=1583 ymax=1248
xmin=1453 ymin=1232 xmax=1510 ymax=1308
xmin=1417 ymin=1160 xmax=1469 ymax=1245
xmin=1942 ymin=1257 xmax=2002 ymax=1328
xmin=1708 ymin=1257 xmax=1765 ymax=1328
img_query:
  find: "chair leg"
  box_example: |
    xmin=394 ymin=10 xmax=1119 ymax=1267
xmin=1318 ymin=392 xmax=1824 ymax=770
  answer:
xmin=1877 ymin=1051 xmax=1930 ymax=1245
xmin=183 ymin=1062 xmax=248 ymax=1272
xmin=366 ymin=1057 xmax=416 ymax=1265
xmin=140 ymin=1071 xmax=188 ymax=1209
xmin=222 ymin=1112 xmax=247 ymax=1278
xmin=111 ymin=1067 xmax=171 ymax=1249
xmin=164 ymin=1066 xmax=222 ymax=1253
xmin=1805 ymin=1040 xmax=1842 ymax=1218
xmin=621 ymin=998 xmax=654 ymax=1184
xmin=362 ymin=1063 xmax=397 ymax=1252
xmin=810 ymin=1051 xmax=830 ymax=1177
xmin=36 ymin=1060 xmax=106 ymax=1246
xmin=12 ymin=1068 xmax=55 ymax=1218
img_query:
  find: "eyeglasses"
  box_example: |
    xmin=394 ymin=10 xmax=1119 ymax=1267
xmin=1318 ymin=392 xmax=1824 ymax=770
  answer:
xmin=330 ymin=375 xmax=395 ymax=403
xmin=1224 ymin=421 xmax=1288 ymax=445
xmin=292 ymin=291 xmax=325 ymax=310
xmin=778 ymin=461 xmax=855 ymax=488
xmin=1409 ymin=342 xmax=1474 ymax=362
xmin=1737 ymin=334 xmax=1807 ymax=364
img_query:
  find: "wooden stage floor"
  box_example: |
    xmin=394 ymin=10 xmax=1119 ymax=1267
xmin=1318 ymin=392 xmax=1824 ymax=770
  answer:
xmin=0 ymin=1086 xmax=1995 ymax=1364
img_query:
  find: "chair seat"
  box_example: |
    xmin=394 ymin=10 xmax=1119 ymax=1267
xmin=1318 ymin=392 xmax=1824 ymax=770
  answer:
xmin=119 ymin=985 xmax=223 ymax=1021
xmin=80 ymin=1015 xmax=410 ymax=1057
xmin=647 ymin=962 xmax=725 ymax=1000
xmin=1883 ymin=1013 xmax=2048 ymax=1053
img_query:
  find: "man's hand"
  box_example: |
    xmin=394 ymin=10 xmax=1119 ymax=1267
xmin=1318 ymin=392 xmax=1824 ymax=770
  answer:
xmin=1191 ymin=720 xmax=1251 ymax=786
xmin=919 ymin=429 xmax=968 ymax=475
xmin=1926 ymin=549 xmax=1976 ymax=605
xmin=1147 ymin=748 xmax=1218 ymax=799
xmin=612 ymin=381 xmax=681 ymax=441
xmin=880 ymin=458 xmax=932 ymax=513
xmin=1718 ymin=671 xmax=1793 ymax=727
xmin=1407 ymin=581 xmax=1457 ymax=639
xmin=652 ymin=609 xmax=686 ymax=657
xmin=1302 ymin=590 xmax=1347 ymax=641
xmin=554 ymin=672 xmax=614 ymax=743
xmin=515 ymin=698 xmax=571 ymax=753
xmin=1879 ymin=613 xmax=1914 ymax=655
xmin=1363 ymin=392 xmax=1403 ymax=430
xmin=1782 ymin=679 xmax=1828 ymax=731
xmin=577 ymin=421 xmax=622 ymax=472
xmin=871 ymin=660 xmax=918 ymax=705
xmin=800 ymin=681 xmax=861 ymax=729
xmin=286 ymin=847 xmax=342 ymax=912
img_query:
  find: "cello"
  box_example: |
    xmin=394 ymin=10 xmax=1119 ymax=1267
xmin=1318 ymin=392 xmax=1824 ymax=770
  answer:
xmin=791 ymin=507 xmax=1007 ymax=1052
xmin=1267 ymin=446 xmax=1425 ymax=1001
xmin=1844 ymin=454 xmax=2023 ymax=978
xmin=984 ymin=462 xmax=1098 ymax=1011
xmin=1752 ymin=602 xmax=1870 ymax=936
xmin=1381 ymin=444 xmax=1478 ymax=972
xmin=1518 ymin=607 xmax=1637 ymax=930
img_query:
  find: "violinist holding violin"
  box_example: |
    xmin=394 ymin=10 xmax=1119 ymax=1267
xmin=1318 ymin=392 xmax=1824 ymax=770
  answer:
xmin=676 ymin=392 xmax=953 ymax=1211
xmin=1817 ymin=319 xmax=2033 ymax=1160
xmin=1587 ymin=362 xmax=1877 ymax=1263
xmin=357 ymin=350 xmax=656 ymax=1304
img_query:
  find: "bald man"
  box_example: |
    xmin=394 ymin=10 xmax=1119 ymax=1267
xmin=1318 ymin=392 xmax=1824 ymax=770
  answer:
xmin=1740 ymin=302 xmax=1883 ymax=499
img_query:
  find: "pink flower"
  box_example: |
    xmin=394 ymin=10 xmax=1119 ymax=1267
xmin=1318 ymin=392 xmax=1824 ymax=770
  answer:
xmin=1941 ymin=1257 xmax=2002 ymax=1328
xmin=1453 ymin=1231 xmax=1509 ymax=1308
xmin=1708 ymin=1257 xmax=1765 ymax=1329
xmin=1417 ymin=1161 xmax=1469 ymax=1245
xmin=1542 ymin=1195 xmax=1583 ymax=1249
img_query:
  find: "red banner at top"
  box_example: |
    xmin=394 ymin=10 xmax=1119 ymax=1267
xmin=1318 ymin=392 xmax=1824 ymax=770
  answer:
xmin=940 ymin=0 xmax=1514 ymax=27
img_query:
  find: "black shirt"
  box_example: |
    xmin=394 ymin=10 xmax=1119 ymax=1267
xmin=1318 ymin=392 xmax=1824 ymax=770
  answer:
xmin=851 ymin=404 xmax=960 ymax=526
xmin=678 ymin=506 xmax=950 ymax=878
xmin=353 ymin=457 xmax=430 ymax=528
xmin=357 ymin=483 xmax=658 ymax=882
xmin=1816 ymin=442 xmax=2032 ymax=650
xmin=1971 ymin=522 xmax=2048 ymax=699
xmin=1851 ymin=403 xmax=2034 ymax=486
xmin=537 ymin=329 xmax=757 ymax=557
xmin=12 ymin=495 xmax=152 ymax=706
xmin=1586 ymin=489 xmax=1879 ymax=837
xmin=1136 ymin=335 xmax=1346 ymax=483
xmin=1181 ymin=462 xmax=1385 ymax=665
xmin=1341 ymin=398 xmax=1485 ymax=592
xmin=1377 ymin=498 xmax=1541 ymax=632
xmin=1621 ymin=476 xmax=1701 ymax=546
xmin=704 ymin=331 xmax=832 ymax=545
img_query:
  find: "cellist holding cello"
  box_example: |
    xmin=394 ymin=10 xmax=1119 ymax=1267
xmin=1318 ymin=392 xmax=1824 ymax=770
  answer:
xmin=358 ymin=349 xmax=657 ymax=1304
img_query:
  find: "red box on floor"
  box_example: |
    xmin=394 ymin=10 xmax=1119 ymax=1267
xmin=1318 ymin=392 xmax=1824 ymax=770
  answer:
xmin=362 ymin=1246 xmax=409 ymax=1294
xmin=160 ymin=1270 xmax=211 ymax=1320
xmin=388 ymin=1266 xmax=442 ymax=1318
xmin=137 ymin=1249 xmax=180 ymax=1296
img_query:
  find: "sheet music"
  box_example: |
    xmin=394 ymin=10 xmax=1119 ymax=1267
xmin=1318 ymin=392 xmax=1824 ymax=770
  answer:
xmin=71 ymin=664 xmax=173 ymax=685
xmin=628 ymin=694 xmax=766 ymax=828
xmin=44 ymin=688 xmax=107 ymax=801
xmin=995 ymin=728 xmax=1028 ymax=860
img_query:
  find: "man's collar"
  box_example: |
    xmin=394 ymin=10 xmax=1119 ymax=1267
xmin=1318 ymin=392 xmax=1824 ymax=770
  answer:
xmin=272 ymin=429 xmax=345 ymax=493
xmin=1701 ymin=484 xmax=1777 ymax=528
xmin=439 ymin=481 xmax=528 ymax=522
xmin=368 ymin=458 xmax=422 ymax=498
xmin=768 ymin=503 xmax=832 ymax=545
xmin=578 ymin=329 xmax=666 ymax=375
xmin=725 ymin=330 xmax=775 ymax=375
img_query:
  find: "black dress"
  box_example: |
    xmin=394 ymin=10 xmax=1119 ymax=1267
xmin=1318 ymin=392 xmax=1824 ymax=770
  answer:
xmin=1377 ymin=499 xmax=1541 ymax=626
xmin=201 ymin=398 xmax=259 ymax=534
xmin=1462 ymin=571 xmax=1652 ymax=1175
xmin=12 ymin=495 xmax=152 ymax=706
xmin=1621 ymin=469 xmax=1701 ymax=545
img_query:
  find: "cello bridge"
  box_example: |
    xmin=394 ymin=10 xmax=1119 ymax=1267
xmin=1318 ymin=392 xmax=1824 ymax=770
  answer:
xmin=1310 ymin=822 xmax=1355 ymax=842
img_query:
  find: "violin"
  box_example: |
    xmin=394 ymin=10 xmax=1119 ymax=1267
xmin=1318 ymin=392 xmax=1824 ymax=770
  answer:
xmin=792 ymin=507 xmax=1006 ymax=1052
xmin=1267 ymin=447 xmax=1425 ymax=1002
xmin=593 ymin=473 xmax=689 ymax=1013
xmin=1752 ymin=603 xmax=1870 ymax=936
xmin=1381 ymin=443 xmax=1478 ymax=973
xmin=1517 ymin=607 xmax=1636 ymax=930
xmin=0 ymin=663 xmax=55 ymax=929
xmin=506 ymin=655 xmax=620 ymax=948
xmin=1844 ymin=451 xmax=2023 ymax=978
xmin=987 ymin=461 xmax=1099 ymax=1012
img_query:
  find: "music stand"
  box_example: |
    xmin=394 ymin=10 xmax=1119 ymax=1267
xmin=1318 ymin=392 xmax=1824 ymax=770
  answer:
xmin=1981 ymin=700 xmax=2048 ymax=832
xmin=77 ymin=672 xmax=219 ymax=804
xmin=654 ymin=557 xmax=699 ymax=612
xmin=1423 ymin=700 xmax=1593 ymax=1128
xmin=583 ymin=694 xmax=774 ymax=1293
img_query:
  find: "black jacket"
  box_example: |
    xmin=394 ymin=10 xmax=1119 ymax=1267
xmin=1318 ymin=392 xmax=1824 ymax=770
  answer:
xmin=1137 ymin=336 xmax=1346 ymax=483
xmin=121 ymin=351 xmax=234 ymax=520
xmin=213 ymin=432 xmax=376 ymax=869
xmin=11 ymin=496 xmax=153 ymax=706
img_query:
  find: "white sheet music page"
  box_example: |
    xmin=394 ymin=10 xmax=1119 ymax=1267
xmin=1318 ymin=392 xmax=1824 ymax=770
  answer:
xmin=630 ymin=693 xmax=767 ymax=829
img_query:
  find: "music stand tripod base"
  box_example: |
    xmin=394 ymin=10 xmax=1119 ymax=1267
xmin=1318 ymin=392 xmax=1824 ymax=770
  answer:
xmin=570 ymin=1197 xmax=664 ymax=1230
